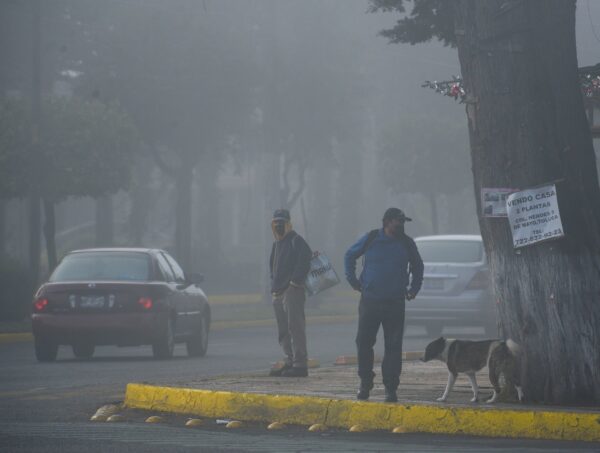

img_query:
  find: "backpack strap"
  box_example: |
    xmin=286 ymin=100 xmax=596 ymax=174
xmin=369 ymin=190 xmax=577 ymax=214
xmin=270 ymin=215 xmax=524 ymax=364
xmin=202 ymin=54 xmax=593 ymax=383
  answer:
xmin=359 ymin=229 xmax=379 ymax=258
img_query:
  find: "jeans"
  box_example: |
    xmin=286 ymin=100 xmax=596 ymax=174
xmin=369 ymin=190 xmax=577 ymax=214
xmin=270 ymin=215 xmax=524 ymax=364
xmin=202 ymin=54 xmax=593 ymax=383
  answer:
xmin=356 ymin=296 xmax=405 ymax=390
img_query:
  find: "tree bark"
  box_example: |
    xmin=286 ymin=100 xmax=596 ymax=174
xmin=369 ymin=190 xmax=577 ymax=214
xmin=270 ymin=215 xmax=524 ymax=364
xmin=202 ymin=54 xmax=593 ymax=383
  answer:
xmin=175 ymin=164 xmax=193 ymax=271
xmin=42 ymin=198 xmax=57 ymax=271
xmin=195 ymin=156 xmax=220 ymax=268
xmin=28 ymin=195 xmax=41 ymax=285
xmin=454 ymin=0 xmax=600 ymax=403
xmin=28 ymin=0 xmax=42 ymax=285
xmin=95 ymin=195 xmax=114 ymax=247
xmin=0 ymin=199 xmax=6 ymax=256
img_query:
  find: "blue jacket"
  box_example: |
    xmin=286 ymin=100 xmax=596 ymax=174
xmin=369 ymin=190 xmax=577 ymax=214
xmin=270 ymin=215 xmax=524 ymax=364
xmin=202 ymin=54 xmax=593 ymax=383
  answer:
xmin=344 ymin=229 xmax=424 ymax=302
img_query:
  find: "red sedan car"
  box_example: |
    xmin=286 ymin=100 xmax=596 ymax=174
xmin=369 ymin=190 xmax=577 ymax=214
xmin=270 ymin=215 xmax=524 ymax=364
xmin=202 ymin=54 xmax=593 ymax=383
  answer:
xmin=31 ymin=248 xmax=210 ymax=362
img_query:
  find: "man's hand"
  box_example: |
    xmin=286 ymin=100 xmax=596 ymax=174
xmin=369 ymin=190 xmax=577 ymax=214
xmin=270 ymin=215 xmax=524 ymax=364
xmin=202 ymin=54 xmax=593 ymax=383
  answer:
xmin=289 ymin=281 xmax=304 ymax=289
xmin=406 ymin=291 xmax=416 ymax=301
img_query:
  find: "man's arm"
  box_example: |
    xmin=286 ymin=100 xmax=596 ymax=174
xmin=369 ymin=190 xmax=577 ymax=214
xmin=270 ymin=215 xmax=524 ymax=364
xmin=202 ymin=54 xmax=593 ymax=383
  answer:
xmin=269 ymin=243 xmax=275 ymax=281
xmin=344 ymin=233 xmax=369 ymax=291
xmin=406 ymin=238 xmax=424 ymax=299
xmin=290 ymin=236 xmax=312 ymax=287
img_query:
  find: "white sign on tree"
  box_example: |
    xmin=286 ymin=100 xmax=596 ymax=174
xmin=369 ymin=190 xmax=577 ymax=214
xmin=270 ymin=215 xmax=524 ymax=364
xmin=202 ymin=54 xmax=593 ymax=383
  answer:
xmin=506 ymin=184 xmax=564 ymax=248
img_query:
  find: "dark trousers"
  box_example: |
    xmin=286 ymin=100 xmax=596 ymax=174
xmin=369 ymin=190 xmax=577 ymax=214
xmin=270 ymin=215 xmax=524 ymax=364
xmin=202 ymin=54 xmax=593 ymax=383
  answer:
xmin=356 ymin=296 xmax=405 ymax=391
xmin=272 ymin=285 xmax=307 ymax=368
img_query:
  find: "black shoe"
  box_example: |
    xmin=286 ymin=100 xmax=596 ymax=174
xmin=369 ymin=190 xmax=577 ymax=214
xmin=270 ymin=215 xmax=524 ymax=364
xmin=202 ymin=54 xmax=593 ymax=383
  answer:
xmin=281 ymin=366 xmax=308 ymax=377
xmin=357 ymin=381 xmax=374 ymax=401
xmin=357 ymin=388 xmax=370 ymax=400
xmin=269 ymin=363 xmax=292 ymax=377
xmin=384 ymin=388 xmax=398 ymax=403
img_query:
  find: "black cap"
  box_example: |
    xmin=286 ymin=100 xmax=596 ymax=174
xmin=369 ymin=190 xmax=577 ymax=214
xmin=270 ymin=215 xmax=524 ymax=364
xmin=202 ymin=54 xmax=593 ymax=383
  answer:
xmin=383 ymin=207 xmax=412 ymax=223
xmin=272 ymin=208 xmax=291 ymax=221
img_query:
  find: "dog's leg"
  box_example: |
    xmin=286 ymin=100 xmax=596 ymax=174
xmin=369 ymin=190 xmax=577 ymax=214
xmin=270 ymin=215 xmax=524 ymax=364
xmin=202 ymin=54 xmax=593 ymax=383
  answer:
xmin=515 ymin=386 xmax=524 ymax=402
xmin=437 ymin=372 xmax=456 ymax=402
xmin=511 ymin=356 xmax=524 ymax=403
xmin=487 ymin=364 xmax=501 ymax=403
xmin=466 ymin=372 xmax=479 ymax=402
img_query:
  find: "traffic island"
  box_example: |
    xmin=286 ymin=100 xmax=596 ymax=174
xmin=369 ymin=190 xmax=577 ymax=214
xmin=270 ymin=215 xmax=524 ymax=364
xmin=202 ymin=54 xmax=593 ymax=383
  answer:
xmin=124 ymin=362 xmax=600 ymax=442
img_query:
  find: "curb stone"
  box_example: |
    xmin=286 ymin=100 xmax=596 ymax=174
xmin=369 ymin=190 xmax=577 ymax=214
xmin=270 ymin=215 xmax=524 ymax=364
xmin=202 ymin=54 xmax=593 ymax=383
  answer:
xmin=124 ymin=383 xmax=600 ymax=442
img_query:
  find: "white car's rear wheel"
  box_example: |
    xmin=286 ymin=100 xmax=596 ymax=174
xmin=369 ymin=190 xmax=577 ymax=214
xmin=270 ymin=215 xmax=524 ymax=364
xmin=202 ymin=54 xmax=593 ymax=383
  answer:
xmin=34 ymin=336 xmax=58 ymax=362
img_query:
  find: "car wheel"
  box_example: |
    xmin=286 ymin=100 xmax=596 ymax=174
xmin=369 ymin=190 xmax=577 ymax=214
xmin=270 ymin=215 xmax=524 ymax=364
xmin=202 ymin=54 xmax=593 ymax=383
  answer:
xmin=186 ymin=315 xmax=209 ymax=357
xmin=72 ymin=343 xmax=95 ymax=359
xmin=34 ymin=336 xmax=58 ymax=362
xmin=425 ymin=323 xmax=443 ymax=338
xmin=152 ymin=317 xmax=175 ymax=359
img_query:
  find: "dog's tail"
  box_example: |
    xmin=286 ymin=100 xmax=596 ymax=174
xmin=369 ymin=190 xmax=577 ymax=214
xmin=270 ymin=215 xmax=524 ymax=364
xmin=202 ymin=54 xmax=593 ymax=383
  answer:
xmin=505 ymin=339 xmax=521 ymax=357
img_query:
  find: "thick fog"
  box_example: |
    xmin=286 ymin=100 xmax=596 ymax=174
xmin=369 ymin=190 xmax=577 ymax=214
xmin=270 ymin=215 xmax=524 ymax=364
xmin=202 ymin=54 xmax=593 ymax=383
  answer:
xmin=1 ymin=0 xmax=598 ymax=296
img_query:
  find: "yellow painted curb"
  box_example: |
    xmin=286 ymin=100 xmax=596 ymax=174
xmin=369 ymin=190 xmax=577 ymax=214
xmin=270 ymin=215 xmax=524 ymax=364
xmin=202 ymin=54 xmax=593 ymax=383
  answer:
xmin=0 ymin=333 xmax=33 ymax=344
xmin=124 ymin=383 xmax=600 ymax=442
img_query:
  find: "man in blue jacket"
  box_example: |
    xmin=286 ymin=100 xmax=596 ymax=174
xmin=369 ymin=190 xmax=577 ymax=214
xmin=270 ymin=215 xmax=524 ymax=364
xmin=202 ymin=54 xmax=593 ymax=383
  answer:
xmin=344 ymin=208 xmax=424 ymax=402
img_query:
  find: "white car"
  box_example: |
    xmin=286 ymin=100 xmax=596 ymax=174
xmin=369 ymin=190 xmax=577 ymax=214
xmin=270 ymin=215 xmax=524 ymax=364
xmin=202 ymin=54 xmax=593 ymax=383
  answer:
xmin=407 ymin=235 xmax=498 ymax=337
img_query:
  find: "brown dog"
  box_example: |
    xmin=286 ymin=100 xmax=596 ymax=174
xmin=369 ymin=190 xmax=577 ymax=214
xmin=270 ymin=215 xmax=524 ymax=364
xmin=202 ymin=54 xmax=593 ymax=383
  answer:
xmin=422 ymin=337 xmax=523 ymax=403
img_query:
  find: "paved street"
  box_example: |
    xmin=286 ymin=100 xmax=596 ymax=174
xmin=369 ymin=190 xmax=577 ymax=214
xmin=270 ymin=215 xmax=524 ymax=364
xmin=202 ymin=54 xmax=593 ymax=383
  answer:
xmin=1 ymin=321 xmax=598 ymax=452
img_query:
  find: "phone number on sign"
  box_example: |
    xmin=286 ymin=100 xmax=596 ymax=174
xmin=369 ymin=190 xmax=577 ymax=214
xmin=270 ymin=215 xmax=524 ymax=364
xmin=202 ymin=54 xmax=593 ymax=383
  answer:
xmin=514 ymin=229 xmax=563 ymax=246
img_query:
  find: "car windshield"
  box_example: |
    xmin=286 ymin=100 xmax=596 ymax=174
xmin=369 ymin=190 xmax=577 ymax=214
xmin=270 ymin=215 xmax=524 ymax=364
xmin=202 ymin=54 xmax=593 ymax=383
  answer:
xmin=416 ymin=240 xmax=483 ymax=263
xmin=49 ymin=252 xmax=151 ymax=282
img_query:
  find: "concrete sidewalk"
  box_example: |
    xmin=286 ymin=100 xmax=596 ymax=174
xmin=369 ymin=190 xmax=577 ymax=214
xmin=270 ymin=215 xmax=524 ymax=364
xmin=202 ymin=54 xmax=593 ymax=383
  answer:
xmin=124 ymin=359 xmax=600 ymax=442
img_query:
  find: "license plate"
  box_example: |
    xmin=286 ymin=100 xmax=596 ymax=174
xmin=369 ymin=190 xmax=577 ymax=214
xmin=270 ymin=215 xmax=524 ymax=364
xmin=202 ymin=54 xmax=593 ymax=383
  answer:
xmin=423 ymin=278 xmax=444 ymax=290
xmin=79 ymin=295 xmax=105 ymax=308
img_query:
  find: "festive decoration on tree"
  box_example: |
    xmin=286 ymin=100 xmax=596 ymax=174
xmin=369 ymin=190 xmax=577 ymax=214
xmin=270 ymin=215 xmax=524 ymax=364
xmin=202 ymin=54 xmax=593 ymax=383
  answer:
xmin=423 ymin=64 xmax=600 ymax=102
xmin=421 ymin=77 xmax=466 ymax=102
xmin=581 ymin=73 xmax=600 ymax=98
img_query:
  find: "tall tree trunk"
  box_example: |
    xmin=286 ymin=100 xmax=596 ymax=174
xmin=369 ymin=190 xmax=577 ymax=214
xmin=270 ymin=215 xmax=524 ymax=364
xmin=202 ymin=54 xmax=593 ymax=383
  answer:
xmin=95 ymin=195 xmax=114 ymax=247
xmin=0 ymin=199 xmax=6 ymax=257
xmin=28 ymin=0 xmax=42 ymax=285
xmin=42 ymin=198 xmax=56 ymax=271
xmin=28 ymin=195 xmax=41 ymax=284
xmin=427 ymin=192 xmax=439 ymax=235
xmin=195 ymin=156 xmax=220 ymax=269
xmin=128 ymin=158 xmax=154 ymax=246
xmin=175 ymin=165 xmax=192 ymax=271
xmin=454 ymin=0 xmax=600 ymax=403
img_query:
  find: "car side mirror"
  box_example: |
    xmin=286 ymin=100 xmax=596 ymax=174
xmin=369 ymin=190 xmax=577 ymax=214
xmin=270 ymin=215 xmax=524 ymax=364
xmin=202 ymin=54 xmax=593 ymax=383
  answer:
xmin=186 ymin=272 xmax=204 ymax=285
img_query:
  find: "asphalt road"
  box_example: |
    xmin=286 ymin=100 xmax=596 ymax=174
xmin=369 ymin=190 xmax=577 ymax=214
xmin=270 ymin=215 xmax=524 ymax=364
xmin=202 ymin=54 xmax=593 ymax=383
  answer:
xmin=1 ymin=322 xmax=598 ymax=452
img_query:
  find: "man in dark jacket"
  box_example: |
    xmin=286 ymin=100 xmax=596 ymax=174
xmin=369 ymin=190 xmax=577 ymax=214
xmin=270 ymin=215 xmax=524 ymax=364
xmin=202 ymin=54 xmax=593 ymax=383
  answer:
xmin=344 ymin=208 xmax=424 ymax=402
xmin=269 ymin=208 xmax=312 ymax=377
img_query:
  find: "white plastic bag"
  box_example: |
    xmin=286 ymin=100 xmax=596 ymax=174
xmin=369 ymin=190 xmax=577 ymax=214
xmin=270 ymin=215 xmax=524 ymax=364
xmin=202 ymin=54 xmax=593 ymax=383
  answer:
xmin=304 ymin=252 xmax=340 ymax=297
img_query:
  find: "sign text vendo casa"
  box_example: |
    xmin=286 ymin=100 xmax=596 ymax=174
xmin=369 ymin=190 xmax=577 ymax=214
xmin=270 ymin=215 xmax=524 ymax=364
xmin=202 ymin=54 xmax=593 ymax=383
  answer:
xmin=506 ymin=184 xmax=564 ymax=248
